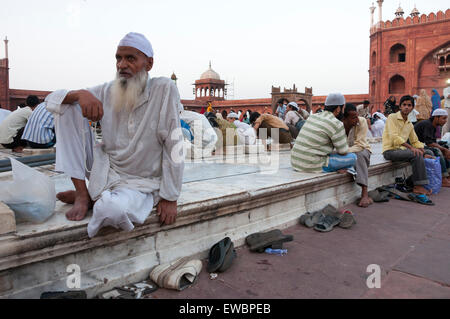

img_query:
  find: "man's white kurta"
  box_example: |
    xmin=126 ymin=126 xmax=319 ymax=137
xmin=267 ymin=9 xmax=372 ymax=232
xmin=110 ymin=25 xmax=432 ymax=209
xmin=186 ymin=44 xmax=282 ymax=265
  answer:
xmin=46 ymin=77 xmax=184 ymax=202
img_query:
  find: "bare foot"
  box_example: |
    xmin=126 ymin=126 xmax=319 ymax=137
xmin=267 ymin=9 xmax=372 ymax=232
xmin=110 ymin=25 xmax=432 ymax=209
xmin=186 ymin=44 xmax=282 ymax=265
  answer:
xmin=65 ymin=193 xmax=93 ymax=221
xmin=57 ymin=190 xmax=77 ymax=204
xmin=12 ymin=146 xmax=24 ymax=153
xmin=413 ymin=185 xmax=432 ymax=196
xmin=358 ymin=196 xmax=374 ymax=208
xmin=337 ymin=169 xmax=348 ymax=175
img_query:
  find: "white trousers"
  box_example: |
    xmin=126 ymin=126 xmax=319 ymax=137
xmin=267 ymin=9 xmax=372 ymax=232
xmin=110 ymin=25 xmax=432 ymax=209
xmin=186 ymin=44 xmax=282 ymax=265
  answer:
xmin=54 ymin=105 xmax=155 ymax=238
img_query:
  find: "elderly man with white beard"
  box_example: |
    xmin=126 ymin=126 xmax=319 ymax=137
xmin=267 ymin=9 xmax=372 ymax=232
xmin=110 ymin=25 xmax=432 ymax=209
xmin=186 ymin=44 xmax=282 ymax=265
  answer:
xmin=45 ymin=33 xmax=184 ymax=238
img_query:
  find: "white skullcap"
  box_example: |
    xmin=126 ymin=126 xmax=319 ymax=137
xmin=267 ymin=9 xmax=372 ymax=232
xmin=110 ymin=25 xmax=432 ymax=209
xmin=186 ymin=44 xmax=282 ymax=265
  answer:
xmin=288 ymin=102 xmax=299 ymax=110
xmin=227 ymin=112 xmax=239 ymax=119
xmin=118 ymin=32 xmax=154 ymax=57
xmin=432 ymin=109 xmax=448 ymax=117
xmin=325 ymin=93 xmax=346 ymax=106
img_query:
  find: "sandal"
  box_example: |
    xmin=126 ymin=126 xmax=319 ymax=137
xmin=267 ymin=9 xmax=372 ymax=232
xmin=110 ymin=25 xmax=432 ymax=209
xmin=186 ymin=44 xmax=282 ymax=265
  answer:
xmin=338 ymin=210 xmax=356 ymax=229
xmin=408 ymin=193 xmax=435 ymax=206
xmin=149 ymin=257 xmax=202 ymax=291
xmin=368 ymin=189 xmax=390 ymax=202
xmin=207 ymin=237 xmax=233 ymax=273
xmin=245 ymin=229 xmax=293 ymax=253
xmin=314 ymin=214 xmax=341 ymax=232
xmin=300 ymin=211 xmax=324 ymax=228
xmin=378 ymin=186 xmax=411 ymax=201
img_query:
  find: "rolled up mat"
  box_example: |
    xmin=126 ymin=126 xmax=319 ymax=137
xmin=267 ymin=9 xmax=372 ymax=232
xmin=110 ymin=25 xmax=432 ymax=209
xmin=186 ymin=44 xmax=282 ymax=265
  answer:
xmin=0 ymin=154 xmax=56 ymax=168
xmin=0 ymin=160 xmax=55 ymax=172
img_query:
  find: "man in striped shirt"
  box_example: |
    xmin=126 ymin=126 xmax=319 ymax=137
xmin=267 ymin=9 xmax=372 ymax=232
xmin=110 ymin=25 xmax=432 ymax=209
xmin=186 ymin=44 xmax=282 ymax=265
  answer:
xmin=22 ymin=102 xmax=56 ymax=148
xmin=291 ymin=93 xmax=356 ymax=173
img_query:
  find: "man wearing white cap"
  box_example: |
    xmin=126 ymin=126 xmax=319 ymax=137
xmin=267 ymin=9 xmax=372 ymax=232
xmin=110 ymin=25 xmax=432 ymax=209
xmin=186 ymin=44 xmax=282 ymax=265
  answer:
xmin=226 ymin=112 xmax=256 ymax=145
xmin=291 ymin=93 xmax=356 ymax=173
xmin=284 ymin=102 xmax=306 ymax=139
xmin=414 ymin=108 xmax=450 ymax=187
xmin=45 ymin=32 xmax=184 ymax=237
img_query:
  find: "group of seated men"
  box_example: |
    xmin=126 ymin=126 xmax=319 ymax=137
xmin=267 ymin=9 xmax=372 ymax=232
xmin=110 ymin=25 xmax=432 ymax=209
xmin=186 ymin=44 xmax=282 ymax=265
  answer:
xmin=291 ymin=93 xmax=450 ymax=207
xmin=0 ymin=95 xmax=55 ymax=153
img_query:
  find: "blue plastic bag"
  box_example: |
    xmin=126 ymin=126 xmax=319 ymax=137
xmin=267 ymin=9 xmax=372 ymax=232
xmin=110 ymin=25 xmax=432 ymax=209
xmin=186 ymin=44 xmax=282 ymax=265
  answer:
xmin=424 ymin=157 xmax=442 ymax=194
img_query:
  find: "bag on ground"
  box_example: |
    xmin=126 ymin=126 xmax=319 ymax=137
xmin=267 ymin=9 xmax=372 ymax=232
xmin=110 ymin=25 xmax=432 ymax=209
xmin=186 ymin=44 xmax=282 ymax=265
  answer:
xmin=423 ymin=157 xmax=442 ymax=195
xmin=0 ymin=157 xmax=56 ymax=223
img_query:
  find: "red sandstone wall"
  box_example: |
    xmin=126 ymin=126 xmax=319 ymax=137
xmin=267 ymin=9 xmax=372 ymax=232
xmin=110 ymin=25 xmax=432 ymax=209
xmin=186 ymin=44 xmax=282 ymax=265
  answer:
xmin=369 ymin=10 xmax=450 ymax=111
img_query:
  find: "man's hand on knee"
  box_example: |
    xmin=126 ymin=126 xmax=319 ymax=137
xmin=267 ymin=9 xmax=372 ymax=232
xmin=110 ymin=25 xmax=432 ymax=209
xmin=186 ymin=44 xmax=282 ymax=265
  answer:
xmin=157 ymin=199 xmax=177 ymax=226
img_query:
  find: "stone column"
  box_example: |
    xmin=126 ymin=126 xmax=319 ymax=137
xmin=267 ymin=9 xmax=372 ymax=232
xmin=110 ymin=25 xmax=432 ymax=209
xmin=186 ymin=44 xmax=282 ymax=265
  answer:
xmin=370 ymin=3 xmax=376 ymax=27
xmin=4 ymin=37 xmax=8 ymax=59
xmin=377 ymin=0 xmax=384 ymax=24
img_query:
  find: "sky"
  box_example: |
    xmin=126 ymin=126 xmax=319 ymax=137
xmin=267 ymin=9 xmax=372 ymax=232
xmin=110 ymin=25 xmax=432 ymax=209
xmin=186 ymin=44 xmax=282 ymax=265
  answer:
xmin=1 ymin=0 xmax=449 ymax=100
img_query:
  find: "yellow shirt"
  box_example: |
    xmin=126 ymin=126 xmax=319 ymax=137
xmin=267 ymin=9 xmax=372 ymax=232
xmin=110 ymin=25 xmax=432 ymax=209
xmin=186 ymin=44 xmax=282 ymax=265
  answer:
xmin=382 ymin=111 xmax=424 ymax=153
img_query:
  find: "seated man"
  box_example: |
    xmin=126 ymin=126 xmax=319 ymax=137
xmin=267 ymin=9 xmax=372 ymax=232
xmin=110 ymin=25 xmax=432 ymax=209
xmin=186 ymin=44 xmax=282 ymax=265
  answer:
xmin=21 ymin=101 xmax=56 ymax=149
xmin=370 ymin=112 xmax=386 ymax=138
xmin=226 ymin=112 xmax=256 ymax=145
xmin=414 ymin=109 xmax=450 ymax=187
xmin=250 ymin=112 xmax=292 ymax=144
xmin=356 ymin=100 xmax=371 ymax=119
xmin=342 ymin=104 xmax=373 ymax=207
xmin=284 ymin=102 xmax=306 ymax=139
xmin=45 ymin=32 xmax=184 ymax=238
xmin=215 ymin=115 xmax=238 ymax=147
xmin=0 ymin=95 xmax=40 ymax=152
xmin=382 ymin=95 xmax=432 ymax=195
xmin=291 ymin=93 xmax=356 ymax=173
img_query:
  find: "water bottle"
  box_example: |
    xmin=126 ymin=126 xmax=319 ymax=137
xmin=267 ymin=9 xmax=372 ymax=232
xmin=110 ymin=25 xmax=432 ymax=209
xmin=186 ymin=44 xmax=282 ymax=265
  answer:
xmin=265 ymin=248 xmax=287 ymax=256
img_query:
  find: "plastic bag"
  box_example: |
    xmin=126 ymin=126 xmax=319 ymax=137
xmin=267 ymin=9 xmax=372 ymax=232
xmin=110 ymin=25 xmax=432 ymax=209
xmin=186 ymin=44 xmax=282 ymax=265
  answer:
xmin=423 ymin=157 xmax=442 ymax=195
xmin=0 ymin=157 xmax=56 ymax=223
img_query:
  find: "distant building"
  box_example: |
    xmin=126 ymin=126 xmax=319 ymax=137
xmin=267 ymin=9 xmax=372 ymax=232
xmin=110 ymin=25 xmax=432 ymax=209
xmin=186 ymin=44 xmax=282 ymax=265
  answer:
xmin=369 ymin=2 xmax=450 ymax=111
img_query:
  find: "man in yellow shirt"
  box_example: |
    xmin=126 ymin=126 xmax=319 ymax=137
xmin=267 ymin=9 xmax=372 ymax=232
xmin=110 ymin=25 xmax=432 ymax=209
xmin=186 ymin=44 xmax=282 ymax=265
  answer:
xmin=382 ymin=95 xmax=433 ymax=196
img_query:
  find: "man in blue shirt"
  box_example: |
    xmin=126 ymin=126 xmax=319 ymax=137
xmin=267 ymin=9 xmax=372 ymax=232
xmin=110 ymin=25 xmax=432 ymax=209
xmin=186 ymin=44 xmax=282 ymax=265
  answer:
xmin=275 ymin=98 xmax=288 ymax=120
xmin=22 ymin=102 xmax=56 ymax=148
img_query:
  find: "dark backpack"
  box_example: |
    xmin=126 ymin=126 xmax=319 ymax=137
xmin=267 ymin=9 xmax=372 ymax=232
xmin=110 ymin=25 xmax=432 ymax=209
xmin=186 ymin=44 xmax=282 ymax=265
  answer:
xmin=293 ymin=111 xmax=306 ymax=131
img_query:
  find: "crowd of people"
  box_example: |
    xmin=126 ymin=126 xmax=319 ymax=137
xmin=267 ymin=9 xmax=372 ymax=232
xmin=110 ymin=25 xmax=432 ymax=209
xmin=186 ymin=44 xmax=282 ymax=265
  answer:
xmin=0 ymin=31 xmax=449 ymax=238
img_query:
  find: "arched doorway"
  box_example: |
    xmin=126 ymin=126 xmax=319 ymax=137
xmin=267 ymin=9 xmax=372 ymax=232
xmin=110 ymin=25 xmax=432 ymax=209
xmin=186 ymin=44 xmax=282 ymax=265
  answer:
xmin=389 ymin=75 xmax=405 ymax=94
xmin=389 ymin=43 xmax=406 ymax=63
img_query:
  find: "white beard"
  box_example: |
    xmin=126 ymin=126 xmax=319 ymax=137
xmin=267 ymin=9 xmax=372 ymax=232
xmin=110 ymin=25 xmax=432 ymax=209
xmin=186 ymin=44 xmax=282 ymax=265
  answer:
xmin=111 ymin=69 xmax=148 ymax=113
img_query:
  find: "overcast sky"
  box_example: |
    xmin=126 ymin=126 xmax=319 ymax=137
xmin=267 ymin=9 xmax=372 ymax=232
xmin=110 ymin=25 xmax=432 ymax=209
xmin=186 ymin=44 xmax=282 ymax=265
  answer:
xmin=1 ymin=0 xmax=448 ymax=99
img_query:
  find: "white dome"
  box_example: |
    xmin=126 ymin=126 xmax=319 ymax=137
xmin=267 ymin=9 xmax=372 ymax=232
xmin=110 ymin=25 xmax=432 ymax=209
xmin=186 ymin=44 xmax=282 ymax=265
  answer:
xmin=200 ymin=62 xmax=220 ymax=80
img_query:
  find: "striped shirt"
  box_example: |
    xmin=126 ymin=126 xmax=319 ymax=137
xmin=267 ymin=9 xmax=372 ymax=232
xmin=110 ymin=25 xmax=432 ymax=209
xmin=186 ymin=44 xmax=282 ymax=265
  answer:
xmin=291 ymin=111 xmax=348 ymax=173
xmin=22 ymin=102 xmax=55 ymax=144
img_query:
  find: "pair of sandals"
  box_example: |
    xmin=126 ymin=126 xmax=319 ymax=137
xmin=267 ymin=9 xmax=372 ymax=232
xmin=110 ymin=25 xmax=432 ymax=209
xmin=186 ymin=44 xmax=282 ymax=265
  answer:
xmin=300 ymin=205 xmax=356 ymax=232
xmin=378 ymin=186 xmax=434 ymax=206
xmin=206 ymin=237 xmax=237 ymax=273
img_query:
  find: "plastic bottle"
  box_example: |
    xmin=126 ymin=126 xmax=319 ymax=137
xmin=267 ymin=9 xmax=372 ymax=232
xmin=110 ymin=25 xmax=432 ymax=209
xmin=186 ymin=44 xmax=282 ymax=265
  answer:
xmin=265 ymin=248 xmax=287 ymax=256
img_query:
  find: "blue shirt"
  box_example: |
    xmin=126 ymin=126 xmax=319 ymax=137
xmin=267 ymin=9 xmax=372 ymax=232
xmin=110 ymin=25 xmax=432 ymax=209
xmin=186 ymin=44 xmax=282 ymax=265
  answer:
xmin=22 ymin=102 xmax=55 ymax=144
xmin=276 ymin=104 xmax=287 ymax=120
